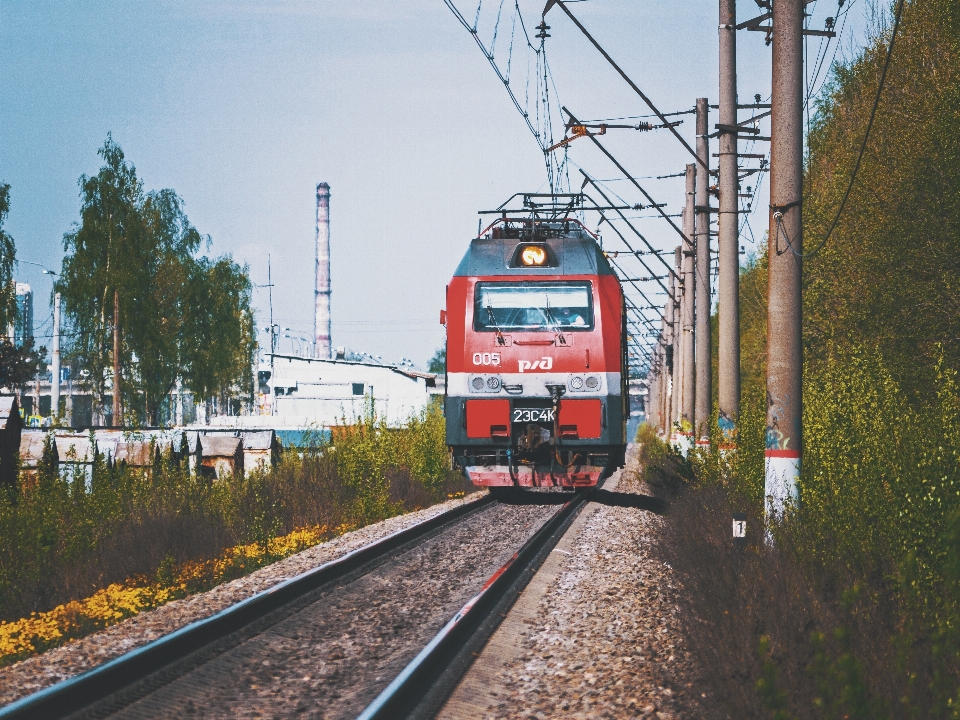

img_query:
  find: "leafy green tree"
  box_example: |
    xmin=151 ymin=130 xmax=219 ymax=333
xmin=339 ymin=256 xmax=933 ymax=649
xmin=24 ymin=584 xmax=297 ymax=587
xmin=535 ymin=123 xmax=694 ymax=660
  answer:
xmin=128 ymin=189 xmax=203 ymax=424
xmin=427 ymin=346 xmax=446 ymax=374
xmin=181 ymin=256 xmax=255 ymax=413
xmin=0 ymin=184 xmax=44 ymax=394
xmin=58 ymin=136 xmax=255 ymax=424
xmin=0 ymin=184 xmax=16 ymax=331
xmin=801 ymin=0 xmax=960 ymax=401
xmin=58 ymin=135 xmax=144 ymax=424
xmin=0 ymin=339 xmax=44 ymax=394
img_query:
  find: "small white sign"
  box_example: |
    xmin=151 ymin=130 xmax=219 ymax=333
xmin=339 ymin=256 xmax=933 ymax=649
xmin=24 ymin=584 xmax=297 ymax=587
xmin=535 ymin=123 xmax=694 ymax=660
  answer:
xmin=732 ymin=519 xmax=747 ymax=538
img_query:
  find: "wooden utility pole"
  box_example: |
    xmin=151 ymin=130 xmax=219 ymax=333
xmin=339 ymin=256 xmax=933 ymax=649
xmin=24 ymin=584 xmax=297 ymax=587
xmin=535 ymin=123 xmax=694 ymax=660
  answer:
xmin=682 ymin=164 xmax=696 ymax=434
xmin=694 ymin=98 xmax=712 ymax=444
xmin=113 ymin=289 xmax=121 ymax=427
xmin=766 ymin=0 xmax=804 ymax=516
xmin=718 ymin=0 xmax=741 ymax=433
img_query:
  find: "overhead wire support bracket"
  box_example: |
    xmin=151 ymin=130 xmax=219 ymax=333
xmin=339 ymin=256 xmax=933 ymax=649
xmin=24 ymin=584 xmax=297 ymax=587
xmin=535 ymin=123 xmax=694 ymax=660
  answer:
xmin=581 ymin=175 xmax=678 ymax=287
xmin=543 ymin=0 xmax=707 ymax=172
xmin=569 ymin=113 xmax=691 ymax=248
xmin=716 ymin=122 xmax=760 ymax=136
xmin=546 ymin=119 xmax=683 ymax=153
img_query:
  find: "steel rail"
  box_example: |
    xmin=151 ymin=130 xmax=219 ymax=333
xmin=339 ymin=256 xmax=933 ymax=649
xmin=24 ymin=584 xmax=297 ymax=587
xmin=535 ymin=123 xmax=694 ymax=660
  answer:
xmin=357 ymin=486 xmax=596 ymax=720
xmin=0 ymin=494 xmax=495 ymax=720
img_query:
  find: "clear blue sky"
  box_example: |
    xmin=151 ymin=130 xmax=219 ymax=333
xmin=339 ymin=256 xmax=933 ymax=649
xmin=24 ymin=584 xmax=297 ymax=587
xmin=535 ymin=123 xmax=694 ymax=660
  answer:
xmin=1 ymin=0 xmax=871 ymax=367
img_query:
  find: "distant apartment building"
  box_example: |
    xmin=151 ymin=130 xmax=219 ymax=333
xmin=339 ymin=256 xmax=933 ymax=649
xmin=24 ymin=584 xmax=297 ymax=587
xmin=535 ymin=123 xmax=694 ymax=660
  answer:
xmin=13 ymin=282 xmax=33 ymax=347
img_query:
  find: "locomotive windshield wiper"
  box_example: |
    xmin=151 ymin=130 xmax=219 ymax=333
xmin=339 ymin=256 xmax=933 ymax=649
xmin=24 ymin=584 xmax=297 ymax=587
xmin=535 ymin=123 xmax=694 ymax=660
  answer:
xmin=543 ymin=297 xmax=567 ymax=346
xmin=486 ymin=305 xmax=507 ymax=346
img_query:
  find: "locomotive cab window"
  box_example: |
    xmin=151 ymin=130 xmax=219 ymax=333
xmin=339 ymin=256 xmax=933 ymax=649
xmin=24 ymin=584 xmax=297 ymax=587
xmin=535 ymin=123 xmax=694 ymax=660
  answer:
xmin=474 ymin=282 xmax=594 ymax=332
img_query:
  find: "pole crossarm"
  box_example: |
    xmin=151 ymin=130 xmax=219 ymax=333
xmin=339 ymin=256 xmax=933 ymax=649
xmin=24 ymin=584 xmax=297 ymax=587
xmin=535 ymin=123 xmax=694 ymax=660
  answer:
xmin=544 ymin=0 xmax=707 ymax=171
xmin=568 ymin=112 xmax=691 ymax=247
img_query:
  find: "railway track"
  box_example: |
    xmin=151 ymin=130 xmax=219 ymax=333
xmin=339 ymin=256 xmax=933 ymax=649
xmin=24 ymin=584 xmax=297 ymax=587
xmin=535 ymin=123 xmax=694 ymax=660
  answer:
xmin=0 ymin=487 xmax=593 ymax=720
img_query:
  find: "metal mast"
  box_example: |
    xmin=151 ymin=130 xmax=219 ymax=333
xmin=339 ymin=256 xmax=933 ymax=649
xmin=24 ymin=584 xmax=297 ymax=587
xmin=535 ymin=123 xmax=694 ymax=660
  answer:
xmin=52 ymin=292 xmax=60 ymax=421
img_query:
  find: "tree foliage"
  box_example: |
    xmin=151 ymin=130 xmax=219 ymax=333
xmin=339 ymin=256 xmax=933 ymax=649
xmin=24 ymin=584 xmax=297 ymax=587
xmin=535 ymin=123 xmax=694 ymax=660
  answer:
xmin=57 ymin=136 xmax=255 ymax=423
xmin=0 ymin=339 xmax=45 ymax=394
xmin=802 ymin=0 xmax=960 ymax=400
xmin=427 ymin=346 xmax=446 ymax=374
xmin=687 ymin=2 xmax=960 ymax=714
xmin=0 ymin=185 xmax=17 ymax=332
xmin=0 ymin=184 xmax=44 ymax=392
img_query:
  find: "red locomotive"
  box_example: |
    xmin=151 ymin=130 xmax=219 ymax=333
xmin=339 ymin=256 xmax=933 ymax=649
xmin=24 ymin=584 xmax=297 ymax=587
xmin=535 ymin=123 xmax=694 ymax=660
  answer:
xmin=444 ymin=201 xmax=627 ymax=490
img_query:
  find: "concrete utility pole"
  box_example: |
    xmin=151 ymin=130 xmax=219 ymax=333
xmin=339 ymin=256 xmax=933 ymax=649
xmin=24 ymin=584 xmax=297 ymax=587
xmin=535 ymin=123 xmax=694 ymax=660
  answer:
xmin=663 ymin=281 xmax=675 ymax=434
xmin=694 ymin=98 xmax=712 ymax=444
xmin=113 ymin=289 xmax=121 ymax=427
xmin=51 ymin=292 xmax=60 ymax=420
xmin=670 ymin=248 xmax=682 ymax=433
xmin=718 ymin=0 xmax=741 ymax=433
xmin=647 ymin=358 xmax=659 ymax=433
xmin=766 ymin=0 xmax=804 ymax=516
xmin=659 ymin=325 xmax=670 ymax=436
xmin=682 ymin=164 xmax=696 ymax=431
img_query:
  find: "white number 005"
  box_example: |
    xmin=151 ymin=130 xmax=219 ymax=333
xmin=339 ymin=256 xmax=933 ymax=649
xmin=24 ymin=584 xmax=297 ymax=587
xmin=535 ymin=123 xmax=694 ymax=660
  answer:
xmin=472 ymin=352 xmax=501 ymax=366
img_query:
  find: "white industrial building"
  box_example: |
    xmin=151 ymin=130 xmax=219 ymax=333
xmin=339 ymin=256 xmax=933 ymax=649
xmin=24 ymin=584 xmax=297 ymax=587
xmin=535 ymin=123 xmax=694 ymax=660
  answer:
xmin=204 ymin=353 xmax=437 ymax=430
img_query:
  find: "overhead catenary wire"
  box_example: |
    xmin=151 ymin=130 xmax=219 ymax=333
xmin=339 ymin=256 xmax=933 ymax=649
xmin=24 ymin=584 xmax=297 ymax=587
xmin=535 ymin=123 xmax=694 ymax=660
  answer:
xmin=573 ymin=137 xmax=691 ymax=252
xmin=544 ymin=0 xmax=707 ymax=171
xmin=442 ymin=0 xmax=569 ymax=192
xmin=581 ymin=172 xmax=676 ymax=281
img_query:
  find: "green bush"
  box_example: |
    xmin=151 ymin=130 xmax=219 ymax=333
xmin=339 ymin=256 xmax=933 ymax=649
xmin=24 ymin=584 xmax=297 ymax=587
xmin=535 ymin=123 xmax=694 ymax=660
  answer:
xmin=0 ymin=406 xmax=469 ymax=623
xmin=657 ymin=347 xmax=960 ymax=718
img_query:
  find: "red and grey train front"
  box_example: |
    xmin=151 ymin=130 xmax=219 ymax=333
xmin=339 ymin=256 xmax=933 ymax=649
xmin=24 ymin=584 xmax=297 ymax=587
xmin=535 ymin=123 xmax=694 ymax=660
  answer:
xmin=444 ymin=226 xmax=627 ymax=488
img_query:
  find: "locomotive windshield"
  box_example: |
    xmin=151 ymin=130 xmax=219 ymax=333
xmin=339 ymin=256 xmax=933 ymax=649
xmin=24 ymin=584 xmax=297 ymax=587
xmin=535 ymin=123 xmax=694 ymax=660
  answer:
xmin=474 ymin=282 xmax=594 ymax=332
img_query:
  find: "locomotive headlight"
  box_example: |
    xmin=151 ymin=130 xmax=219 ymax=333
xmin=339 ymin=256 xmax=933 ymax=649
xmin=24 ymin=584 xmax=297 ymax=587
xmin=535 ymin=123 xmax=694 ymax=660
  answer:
xmin=585 ymin=375 xmax=600 ymax=390
xmin=486 ymin=376 xmax=501 ymax=391
xmin=471 ymin=376 xmax=485 ymax=392
xmin=520 ymin=245 xmax=547 ymax=266
xmin=570 ymin=375 xmax=584 ymax=390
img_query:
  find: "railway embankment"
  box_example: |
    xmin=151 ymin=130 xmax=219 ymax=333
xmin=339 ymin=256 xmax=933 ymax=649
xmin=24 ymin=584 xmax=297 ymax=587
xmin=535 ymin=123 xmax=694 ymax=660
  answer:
xmin=440 ymin=449 xmax=709 ymax=720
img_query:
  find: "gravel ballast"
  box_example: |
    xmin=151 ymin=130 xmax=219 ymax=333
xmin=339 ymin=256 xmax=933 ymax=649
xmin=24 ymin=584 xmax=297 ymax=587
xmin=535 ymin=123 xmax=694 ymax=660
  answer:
xmin=440 ymin=455 xmax=708 ymax=719
xmin=103 ymin=500 xmax=560 ymax=720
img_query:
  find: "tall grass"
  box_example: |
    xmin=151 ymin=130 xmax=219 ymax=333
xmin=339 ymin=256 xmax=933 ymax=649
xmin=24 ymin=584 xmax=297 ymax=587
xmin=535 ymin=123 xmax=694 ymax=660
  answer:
xmin=0 ymin=399 xmax=470 ymax=623
xmin=649 ymin=347 xmax=960 ymax=718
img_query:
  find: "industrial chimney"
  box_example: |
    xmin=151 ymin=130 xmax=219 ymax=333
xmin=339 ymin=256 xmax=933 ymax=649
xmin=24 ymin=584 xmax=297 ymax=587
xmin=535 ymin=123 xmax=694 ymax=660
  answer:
xmin=314 ymin=183 xmax=332 ymax=358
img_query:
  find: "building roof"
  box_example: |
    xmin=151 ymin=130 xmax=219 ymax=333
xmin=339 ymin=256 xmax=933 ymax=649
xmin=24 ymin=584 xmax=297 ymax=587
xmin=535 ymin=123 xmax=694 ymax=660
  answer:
xmin=0 ymin=397 xmax=22 ymax=430
xmin=199 ymin=435 xmax=243 ymax=457
xmin=19 ymin=432 xmax=52 ymax=468
xmin=115 ymin=441 xmax=156 ymax=466
xmin=54 ymin=434 xmax=96 ymax=463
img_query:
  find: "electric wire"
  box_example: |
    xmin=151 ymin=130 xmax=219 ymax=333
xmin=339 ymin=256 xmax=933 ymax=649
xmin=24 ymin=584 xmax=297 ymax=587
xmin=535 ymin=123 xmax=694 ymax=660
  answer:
xmin=782 ymin=0 xmax=904 ymax=259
